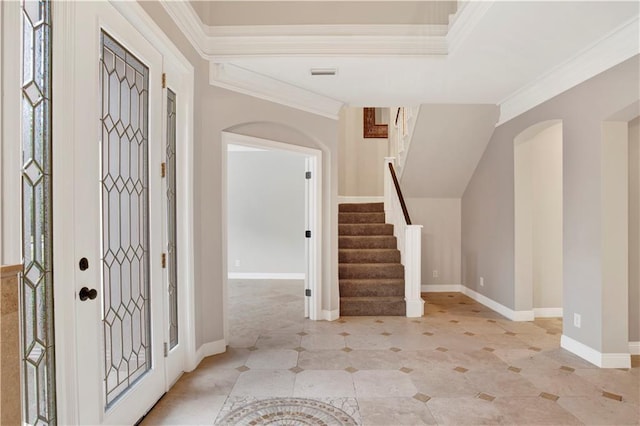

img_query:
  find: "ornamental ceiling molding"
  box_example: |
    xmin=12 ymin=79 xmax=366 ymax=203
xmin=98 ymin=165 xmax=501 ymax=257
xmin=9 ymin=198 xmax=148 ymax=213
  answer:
xmin=159 ymin=0 xmax=492 ymax=58
xmin=498 ymin=15 xmax=640 ymax=126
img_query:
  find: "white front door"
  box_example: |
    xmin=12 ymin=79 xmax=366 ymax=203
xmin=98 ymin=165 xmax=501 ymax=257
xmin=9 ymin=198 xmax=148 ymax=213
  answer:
xmin=70 ymin=2 xmax=166 ymax=424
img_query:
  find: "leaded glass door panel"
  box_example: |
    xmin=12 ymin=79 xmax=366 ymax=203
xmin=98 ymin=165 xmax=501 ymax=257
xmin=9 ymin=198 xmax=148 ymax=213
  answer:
xmin=69 ymin=3 xmax=165 ymax=424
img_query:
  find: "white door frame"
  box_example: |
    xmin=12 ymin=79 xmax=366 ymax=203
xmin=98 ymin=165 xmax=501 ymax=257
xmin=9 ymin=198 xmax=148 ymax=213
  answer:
xmin=221 ymin=131 xmax=323 ymax=343
xmin=51 ymin=2 xmax=196 ymax=424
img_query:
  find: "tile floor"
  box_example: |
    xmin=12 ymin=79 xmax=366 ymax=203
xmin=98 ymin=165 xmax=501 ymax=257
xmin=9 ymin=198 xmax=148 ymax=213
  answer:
xmin=141 ymin=280 xmax=640 ymax=425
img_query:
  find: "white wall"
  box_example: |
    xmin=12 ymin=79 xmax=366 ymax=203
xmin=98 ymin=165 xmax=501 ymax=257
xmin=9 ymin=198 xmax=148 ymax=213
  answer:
xmin=406 ymin=198 xmax=461 ymax=287
xmin=514 ymin=122 xmax=563 ymax=311
xmin=227 ymin=149 xmax=305 ymax=275
xmin=338 ymin=107 xmax=388 ymax=197
xmin=629 ymin=117 xmax=640 ymax=343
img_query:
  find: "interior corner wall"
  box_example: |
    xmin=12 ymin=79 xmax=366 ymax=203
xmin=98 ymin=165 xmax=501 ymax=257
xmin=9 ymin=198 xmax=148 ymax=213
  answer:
xmin=462 ymin=55 xmax=639 ymax=353
xmin=406 ymin=198 xmax=461 ymax=286
xmin=338 ymin=107 xmax=388 ymax=197
xmin=227 ymin=150 xmax=305 ymax=275
xmin=514 ymin=123 xmax=563 ymax=311
xmin=139 ymin=1 xmax=339 ymax=349
xmin=630 ymin=116 xmax=640 ymax=343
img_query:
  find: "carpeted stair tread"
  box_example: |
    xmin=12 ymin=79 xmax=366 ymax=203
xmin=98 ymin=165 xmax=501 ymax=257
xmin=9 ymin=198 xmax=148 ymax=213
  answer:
xmin=340 ymin=297 xmax=406 ymax=316
xmin=339 ymin=236 xmax=397 ymax=249
xmin=339 ymin=279 xmax=404 ymax=297
xmin=339 ymin=212 xmax=386 ymax=224
xmin=339 ymin=202 xmax=384 ymax=213
xmin=339 ymin=223 xmax=394 ymax=236
xmin=339 ymin=249 xmax=401 ymax=263
xmin=339 ymin=263 xmax=404 ymax=279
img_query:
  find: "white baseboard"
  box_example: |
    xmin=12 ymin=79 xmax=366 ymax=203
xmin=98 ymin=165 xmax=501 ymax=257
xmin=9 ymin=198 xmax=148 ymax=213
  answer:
xmin=462 ymin=286 xmax=534 ymax=321
xmin=533 ymin=307 xmax=563 ymax=318
xmin=228 ymin=272 xmax=305 ymax=280
xmin=629 ymin=341 xmax=640 ymax=355
xmin=406 ymin=298 xmax=425 ymax=317
xmin=561 ymin=334 xmax=631 ymax=368
xmin=338 ymin=196 xmax=384 ymax=204
xmin=189 ymin=339 xmax=226 ymax=371
xmin=322 ymin=309 xmax=339 ymax=321
xmin=421 ymin=284 xmax=463 ymax=292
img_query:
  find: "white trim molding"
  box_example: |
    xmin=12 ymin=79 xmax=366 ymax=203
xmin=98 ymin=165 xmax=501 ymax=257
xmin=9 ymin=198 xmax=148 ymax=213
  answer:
xmin=159 ymin=0 xmax=449 ymax=58
xmin=189 ymin=339 xmax=226 ymax=371
xmin=498 ymin=15 xmax=640 ymax=125
xmin=228 ymin=272 xmax=305 ymax=280
xmin=446 ymin=0 xmax=494 ymax=54
xmin=629 ymin=341 xmax=640 ymax=355
xmin=463 ymin=286 xmax=534 ymax=321
xmin=210 ymin=62 xmax=343 ymax=120
xmin=533 ymin=307 xmax=563 ymax=318
xmin=322 ymin=309 xmax=340 ymax=321
xmin=421 ymin=284 xmax=463 ymax=293
xmin=561 ymin=335 xmax=631 ymax=369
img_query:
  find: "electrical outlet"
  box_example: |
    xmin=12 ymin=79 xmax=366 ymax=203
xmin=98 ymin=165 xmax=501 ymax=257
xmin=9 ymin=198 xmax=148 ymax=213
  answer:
xmin=574 ymin=313 xmax=581 ymax=328
xmin=432 ymin=270 xmax=439 ymax=278
xmin=235 ymin=259 xmax=240 ymax=267
xmin=480 ymin=277 xmax=484 ymax=287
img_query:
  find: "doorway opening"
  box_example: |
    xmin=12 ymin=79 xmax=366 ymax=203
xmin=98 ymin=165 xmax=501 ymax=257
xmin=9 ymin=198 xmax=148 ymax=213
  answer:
xmin=514 ymin=120 xmax=563 ymax=318
xmin=222 ymin=132 xmax=322 ymax=346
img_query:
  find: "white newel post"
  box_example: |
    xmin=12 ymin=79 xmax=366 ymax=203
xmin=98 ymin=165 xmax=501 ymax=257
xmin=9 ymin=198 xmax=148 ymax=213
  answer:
xmin=404 ymin=225 xmax=424 ymax=317
xmin=383 ymin=156 xmax=424 ymax=317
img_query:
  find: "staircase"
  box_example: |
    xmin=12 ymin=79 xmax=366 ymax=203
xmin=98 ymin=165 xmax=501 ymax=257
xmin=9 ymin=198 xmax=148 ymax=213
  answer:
xmin=339 ymin=202 xmax=406 ymax=316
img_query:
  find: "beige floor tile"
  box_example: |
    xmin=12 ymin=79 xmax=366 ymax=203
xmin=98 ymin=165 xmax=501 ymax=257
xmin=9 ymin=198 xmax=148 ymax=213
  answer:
xmin=519 ymin=368 xmax=602 ymax=397
xmin=558 ymin=396 xmax=640 ymax=425
xmin=144 ymin=281 xmax=639 ymax=425
xmin=353 ymin=370 xmax=418 ymax=398
xmin=293 ymin=370 xmax=356 ymax=397
xmin=230 ymin=370 xmax=296 ymax=396
xmin=494 ymin=396 xmax=583 ymax=425
xmin=300 ymin=333 xmax=346 ymax=350
xmin=427 ymin=396 xmax=510 ymax=425
xmin=358 ymin=397 xmax=437 ymax=425
xmin=245 ymin=349 xmax=299 ymax=369
xmin=297 ymin=349 xmax=351 ymax=370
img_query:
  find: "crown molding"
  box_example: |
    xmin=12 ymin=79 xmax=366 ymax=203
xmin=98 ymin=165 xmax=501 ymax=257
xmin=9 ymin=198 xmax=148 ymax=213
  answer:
xmin=210 ymin=62 xmax=343 ymax=120
xmin=447 ymin=0 xmax=494 ymax=54
xmin=497 ymin=15 xmax=640 ymax=126
xmin=160 ymin=0 xmax=450 ymax=58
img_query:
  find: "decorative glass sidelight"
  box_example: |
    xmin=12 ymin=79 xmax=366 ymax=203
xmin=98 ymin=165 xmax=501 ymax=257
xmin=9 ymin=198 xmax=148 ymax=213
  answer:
xmin=166 ymin=89 xmax=179 ymax=349
xmin=20 ymin=0 xmax=57 ymax=424
xmin=99 ymin=31 xmax=151 ymax=407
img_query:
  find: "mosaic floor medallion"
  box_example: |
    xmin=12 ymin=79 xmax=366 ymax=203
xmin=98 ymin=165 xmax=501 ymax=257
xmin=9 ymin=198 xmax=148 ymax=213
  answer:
xmin=216 ymin=397 xmax=359 ymax=425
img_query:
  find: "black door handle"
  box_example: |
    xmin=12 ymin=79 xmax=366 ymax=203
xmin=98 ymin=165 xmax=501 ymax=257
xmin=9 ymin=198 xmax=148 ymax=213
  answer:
xmin=79 ymin=287 xmax=98 ymax=301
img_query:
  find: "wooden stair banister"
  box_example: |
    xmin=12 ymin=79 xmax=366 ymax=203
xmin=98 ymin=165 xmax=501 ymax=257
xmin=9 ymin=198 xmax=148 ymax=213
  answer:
xmin=388 ymin=162 xmax=411 ymax=225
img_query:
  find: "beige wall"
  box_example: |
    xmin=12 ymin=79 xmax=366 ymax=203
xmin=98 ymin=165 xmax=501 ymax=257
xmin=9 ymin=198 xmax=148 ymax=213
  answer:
xmin=140 ymin=2 xmax=339 ymax=348
xmin=1 ymin=265 xmax=22 ymax=425
xmin=514 ymin=122 xmax=563 ymax=311
xmin=339 ymin=107 xmax=388 ymax=197
xmin=406 ymin=198 xmax=461 ymax=286
xmin=462 ymin=55 xmax=639 ymax=353
xmin=629 ymin=117 xmax=640 ymax=342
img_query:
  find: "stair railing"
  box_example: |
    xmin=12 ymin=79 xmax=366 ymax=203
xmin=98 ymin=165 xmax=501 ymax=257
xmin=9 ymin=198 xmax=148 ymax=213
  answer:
xmin=384 ymin=157 xmax=424 ymax=317
xmin=388 ymin=106 xmax=420 ymax=178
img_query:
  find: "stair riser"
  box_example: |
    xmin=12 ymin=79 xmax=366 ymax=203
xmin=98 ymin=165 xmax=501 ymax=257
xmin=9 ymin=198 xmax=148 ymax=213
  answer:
xmin=339 ymin=250 xmax=401 ymax=263
xmin=339 ymin=236 xmax=397 ymax=249
xmin=339 ymin=203 xmax=384 ymax=213
xmin=340 ymin=299 xmax=405 ymax=316
xmin=338 ymin=212 xmax=386 ymax=224
xmin=339 ymin=264 xmax=404 ymax=279
xmin=339 ymin=224 xmax=394 ymax=236
xmin=339 ymin=282 xmax=404 ymax=297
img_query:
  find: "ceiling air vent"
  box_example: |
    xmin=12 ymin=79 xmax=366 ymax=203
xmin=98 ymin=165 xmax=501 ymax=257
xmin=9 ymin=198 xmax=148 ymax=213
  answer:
xmin=310 ymin=68 xmax=337 ymax=76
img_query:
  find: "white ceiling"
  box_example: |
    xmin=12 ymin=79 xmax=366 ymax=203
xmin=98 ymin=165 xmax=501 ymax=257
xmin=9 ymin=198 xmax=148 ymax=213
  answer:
xmin=164 ymin=1 xmax=639 ymax=120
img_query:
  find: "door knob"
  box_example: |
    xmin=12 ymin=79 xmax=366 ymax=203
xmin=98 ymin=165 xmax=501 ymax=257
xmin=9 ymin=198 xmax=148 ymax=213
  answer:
xmin=79 ymin=287 xmax=98 ymax=301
